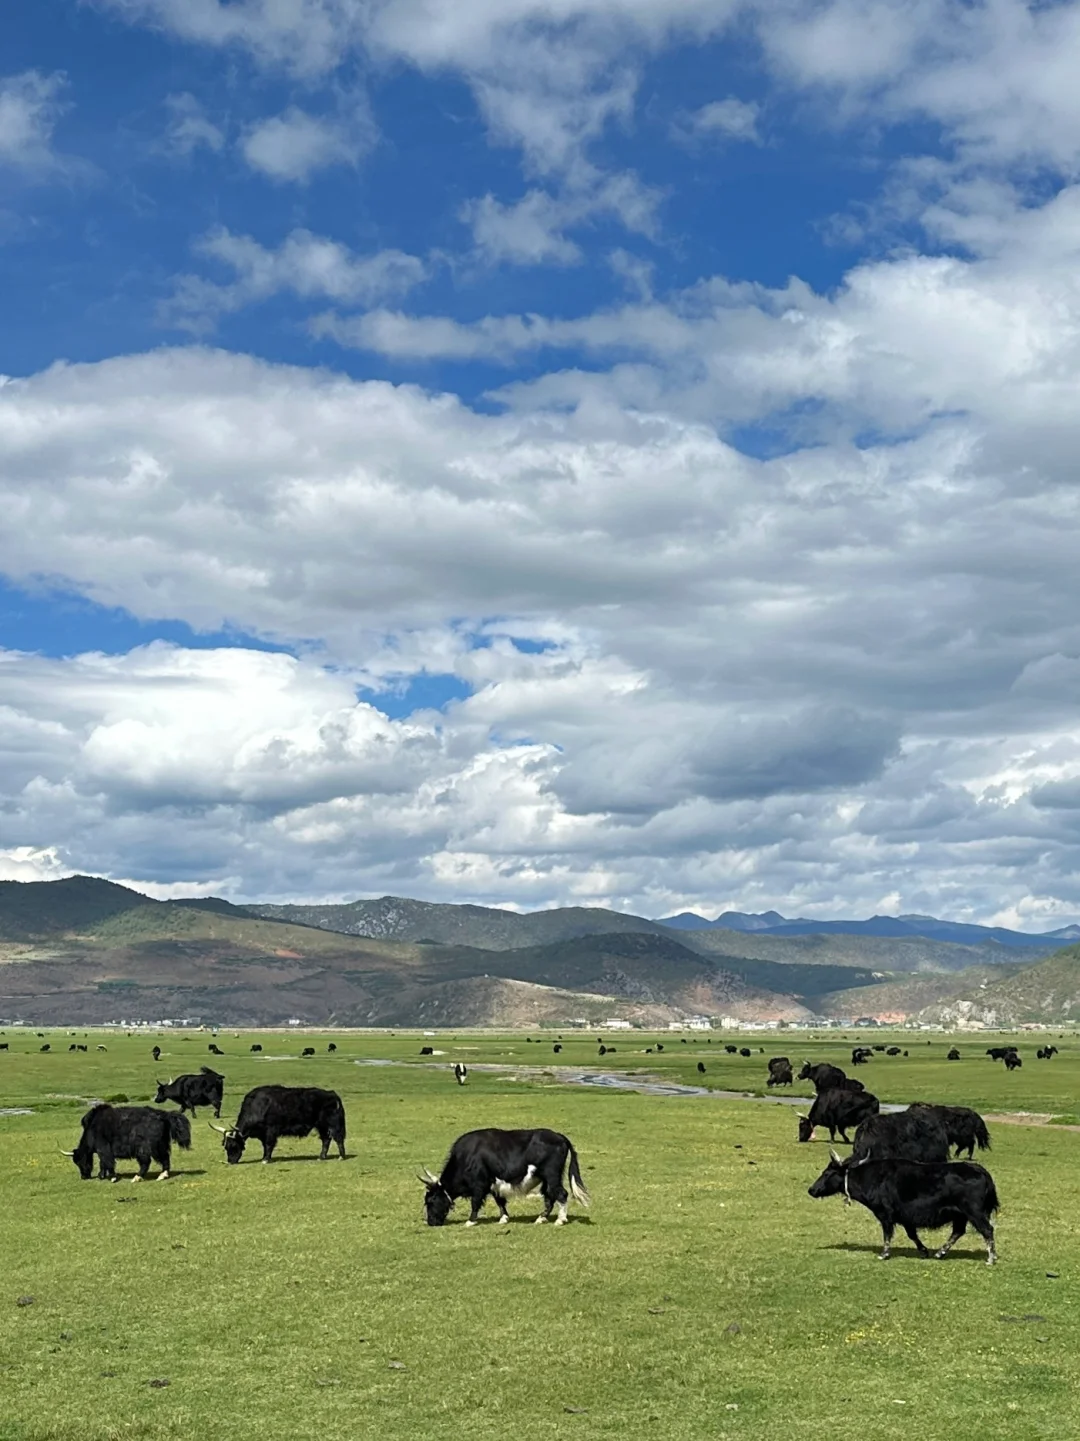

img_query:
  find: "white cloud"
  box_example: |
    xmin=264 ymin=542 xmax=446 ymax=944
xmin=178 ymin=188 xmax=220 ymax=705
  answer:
xmin=678 ymin=97 xmax=761 ymax=144
xmin=0 ymin=70 xmax=70 ymax=175
xmin=162 ymin=92 xmax=225 ymax=157
xmin=240 ymin=105 xmax=369 ymax=182
xmin=164 ymin=227 xmax=426 ymax=331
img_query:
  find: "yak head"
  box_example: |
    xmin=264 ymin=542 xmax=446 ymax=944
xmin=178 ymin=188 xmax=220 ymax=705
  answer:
xmin=807 ymin=1149 xmax=848 ymax=1199
xmin=59 ymin=1137 xmax=95 ymax=1179
xmin=796 ymin=1114 xmax=813 ymax=1144
xmin=797 ymin=1061 xmax=814 ymax=1081
xmin=419 ymin=1168 xmax=453 ymax=1226
xmin=152 ymin=1079 xmax=174 ymax=1105
xmin=209 ymin=1122 xmax=246 ymax=1163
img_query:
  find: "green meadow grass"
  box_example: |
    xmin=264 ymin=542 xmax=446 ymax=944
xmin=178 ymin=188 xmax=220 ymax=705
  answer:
xmin=0 ymin=1028 xmax=1078 ymax=1441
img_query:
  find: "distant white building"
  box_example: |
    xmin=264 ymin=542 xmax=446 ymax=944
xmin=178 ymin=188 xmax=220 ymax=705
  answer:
xmin=604 ymin=1018 xmax=633 ymax=1029
xmin=685 ymin=1015 xmax=712 ymax=1031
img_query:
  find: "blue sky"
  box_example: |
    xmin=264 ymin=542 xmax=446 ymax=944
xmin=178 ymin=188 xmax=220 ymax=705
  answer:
xmin=2 ymin=0 xmax=1080 ymax=925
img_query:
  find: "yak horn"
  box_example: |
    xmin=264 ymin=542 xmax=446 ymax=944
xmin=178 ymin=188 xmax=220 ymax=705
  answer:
xmin=57 ymin=1145 xmax=76 ymax=1157
xmin=208 ymin=1122 xmax=230 ymax=1134
xmin=420 ymin=1167 xmax=439 ymax=1185
xmin=829 ymin=1148 xmax=842 ymax=1164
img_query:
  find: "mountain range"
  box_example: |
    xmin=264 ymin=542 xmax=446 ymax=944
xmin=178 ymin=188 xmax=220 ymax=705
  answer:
xmin=0 ymin=876 xmax=1077 ymax=1027
xmin=659 ymin=909 xmax=1080 ymax=948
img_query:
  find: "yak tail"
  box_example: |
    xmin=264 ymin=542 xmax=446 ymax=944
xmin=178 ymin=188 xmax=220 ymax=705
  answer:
xmin=167 ymin=1113 xmax=193 ymax=1150
xmin=974 ymin=1117 xmax=991 ymax=1151
xmin=983 ymin=1172 xmax=1000 ymax=1217
xmin=568 ymin=1145 xmax=590 ymax=1208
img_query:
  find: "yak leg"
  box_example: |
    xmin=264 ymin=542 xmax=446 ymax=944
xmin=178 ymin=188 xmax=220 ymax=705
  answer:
xmin=901 ymin=1223 xmax=931 ymax=1257
xmin=465 ymin=1192 xmax=487 ymax=1227
xmin=317 ymin=1129 xmax=330 ymax=1160
xmin=335 ymin=1133 xmax=346 ymax=1160
xmin=878 ymin=1221 xmax=895 ymax=1261
xmin=261 ymin=1134 xmax=276 ymax=1163
xmin=972 ymin=1219 xmax=997 ymax=1266
xmin=493 ymin=1194 xmax=510 ymax=1225
xmin=935 ymin=1219 xmax=967 ymax=1259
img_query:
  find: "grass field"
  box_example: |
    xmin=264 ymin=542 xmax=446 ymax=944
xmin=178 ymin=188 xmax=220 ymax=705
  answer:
xmin=1 ymin=1027 xmax=1078 ymax=1441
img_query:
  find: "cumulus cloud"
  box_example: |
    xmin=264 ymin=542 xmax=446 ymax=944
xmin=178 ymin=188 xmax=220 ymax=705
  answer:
xmin=240 ymin=104 xmax=370 ymax=182
xmin=164 ymin=227 xmax=426 ymax=331
xmin=676 ymin=97 xmax=761 ymax=144
xmin=0 ymin=70 xmax=71 ymax=175
xmin=162 ymin=92 xmax=225 ymax=157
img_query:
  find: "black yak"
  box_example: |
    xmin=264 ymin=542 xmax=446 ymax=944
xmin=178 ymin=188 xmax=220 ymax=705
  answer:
xmin=62 ymin=1104 xmax=191 ymax=1182
xmin=211 ymin=1085 xmax=346 ymax=1164
xmin=420 ymin=1127 xmax=589 ymax=1227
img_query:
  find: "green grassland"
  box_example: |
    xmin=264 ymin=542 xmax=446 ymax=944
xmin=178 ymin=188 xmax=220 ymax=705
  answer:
xmin=0 ymin=1028 xmax=1078 ymax=1441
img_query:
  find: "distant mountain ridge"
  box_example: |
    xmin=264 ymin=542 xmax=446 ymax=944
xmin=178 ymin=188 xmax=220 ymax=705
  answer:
xmin=658 ymin=908 xmax=1079 ymax=949
xmin=0 ymin=875 xmax=1077 ymax=1026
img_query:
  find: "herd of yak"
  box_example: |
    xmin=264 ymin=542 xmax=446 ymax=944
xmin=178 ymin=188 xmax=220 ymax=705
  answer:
xmin=38 ymin=1033 xmax=1062 ymax=1264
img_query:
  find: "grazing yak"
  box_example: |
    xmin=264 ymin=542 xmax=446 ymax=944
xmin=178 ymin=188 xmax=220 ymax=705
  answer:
xmin=947 ymin=1048 xmax=961 ymax=1060
xmin=907 ymin=1103 xmax=991 ymax=1159
xmin=62 ymin=1104 xmax=191 ymax=1182
xmin=151 ymin=1046 xmax=161 ymax=1062
xmin=767 ymin=1057 xmax=794 ymax=1087
xmin=808 ymin=1151 xmax=999 ymax=1264
xmin=211 ymin=1085 xmax=346 ymax=1164
xmin=250 ymin=1044 xmax=262 ymax=1053
xmin=986 ymin=1046 xmax=1018 ymax=1062
xmin=454 ymin=1063 xmax=468 ymax=1085
xmin=797 ymin=1087 xmax=879 ymax=1144
xmin=420 ymin=1127 xmax=590 ymax=1227
xmin=1037 ymin=1046 xmax=1058 ymax=1059
xmin=697 ymin=1062 xmax=706 ymax=1074
xmin=851 ymin=1108 xmax=950 ymax=1164
xmin=302 ymin=1047 xmax=315 ymax=1057
xmin=851 ymin=1047 xmax=874 ymax=1066
xmin=153 ymin=1067 xmax=224 ymax=1118
xmin=1004 ymin=1053 xmax=1022 ymax=1071
xmin=798 ymin=1062 xmax=865 ymax=1095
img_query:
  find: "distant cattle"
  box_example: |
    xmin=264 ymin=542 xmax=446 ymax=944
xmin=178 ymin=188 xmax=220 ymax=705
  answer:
xmin=0 ymin=1043 xmax=7 ymax=1050
xmin=1004 ymin=1053 xmax=1022 ymax=1071
xmin=724 ymin=1045 xmax=738 ymax=1054
xmin=420 ymin=1127 xmax=590 ymax=1227
xmin=797 ymin=1087 xmax=879 ymax=1144
xmin=302 ymin=1048 xmax=315 ymax=1057
xmin=69 ymin=1043 xmax=77 ymax=1051
xmin=553 ymin=1044 xmax=562 ymax=1054
xmin=852 ymin=1109 xmax=950 ymax=1164
xmin=908 ymin=1103 xmax=991 ymax=1160
xmin=39 ymin=1044 xmax=50 ymax=1053
xmin=454 ymin=1063 xmax=468 ymax=1085
xmin=697 ymin=1062 xmax=706 ymax=1074
xmin=77 ymin=1044 xmax=87 ymax=1052
xmin=250 ymin=1044 xmax=262 ymax=1053
xmin=327 ymin=1043 xmax=337 ymax=1053
xmin=208 ymin=1044 xmax=224 ymax=1056
xmin=154 ymin=1067 xmax=224 ymax=1118
xmin=767 ymin=1057 xmax=794 ymax=1087
xmin=211 ymin=1085 xmax=346 ymax=1164
xmin=607 ymin=1047 xmax=617 ymax=1053
xmin=1037 ymin=1046 xmax=1058 ymax=1059
xmin=420 ymin=1046 xmax=434 ymax=1056
xmin=739 ymin=1047 xmax=751 ymax=1057
xmin=151 ymin=1046 xmax=161 ymax=1062
xmin=808 ymin=1152 xmax=999 ymax=1264
xmin=947 ymin=1048 xmax=961 ymax=1060
xmin=656 ymin=1043 xmax=663 ymax=1052
xmin=873 ymin=1045 xmax=886 ymax=1052
xmin=97 ymin=1045 xmax=107 ymax=1052
xmin=986 ymin=1047 xmax=1017 ymax=1062
xmin=62 ymin=1104 xmax=191 ymax=1182
xmin=851 ymin=1047 xmax=873 ymax=1066
xmin=798 ymin=1062 xmax=864 ymax=1095
xmin=886 ymin=1046 xmax=902 ymax=1056
xmin=598 ymin=1045 xmax=607 ymax=1056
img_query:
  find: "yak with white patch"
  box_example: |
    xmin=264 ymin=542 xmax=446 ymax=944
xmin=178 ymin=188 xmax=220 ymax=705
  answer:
xmin=62 ymin=1104 xmax=191 ymax=1182
xmin=420 ymin=1127 xmax=590 ymax=1227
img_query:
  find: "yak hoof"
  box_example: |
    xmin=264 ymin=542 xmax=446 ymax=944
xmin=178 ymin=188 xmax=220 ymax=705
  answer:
xmin=465 ymin=1220 xmax=478 ymax=1228
xmin=534 ymin=1215 xmax=547 ymax=1225
xmin=131 ymin=1175 xmax=142 ymax=1183
xmin=157 ymin=1171 xmax=170 ymax=1182
xmin=498 ymin=1214 xmax=510 ymax=1225
xmin=554 ymin=1216 xmax=567 ymax=1226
